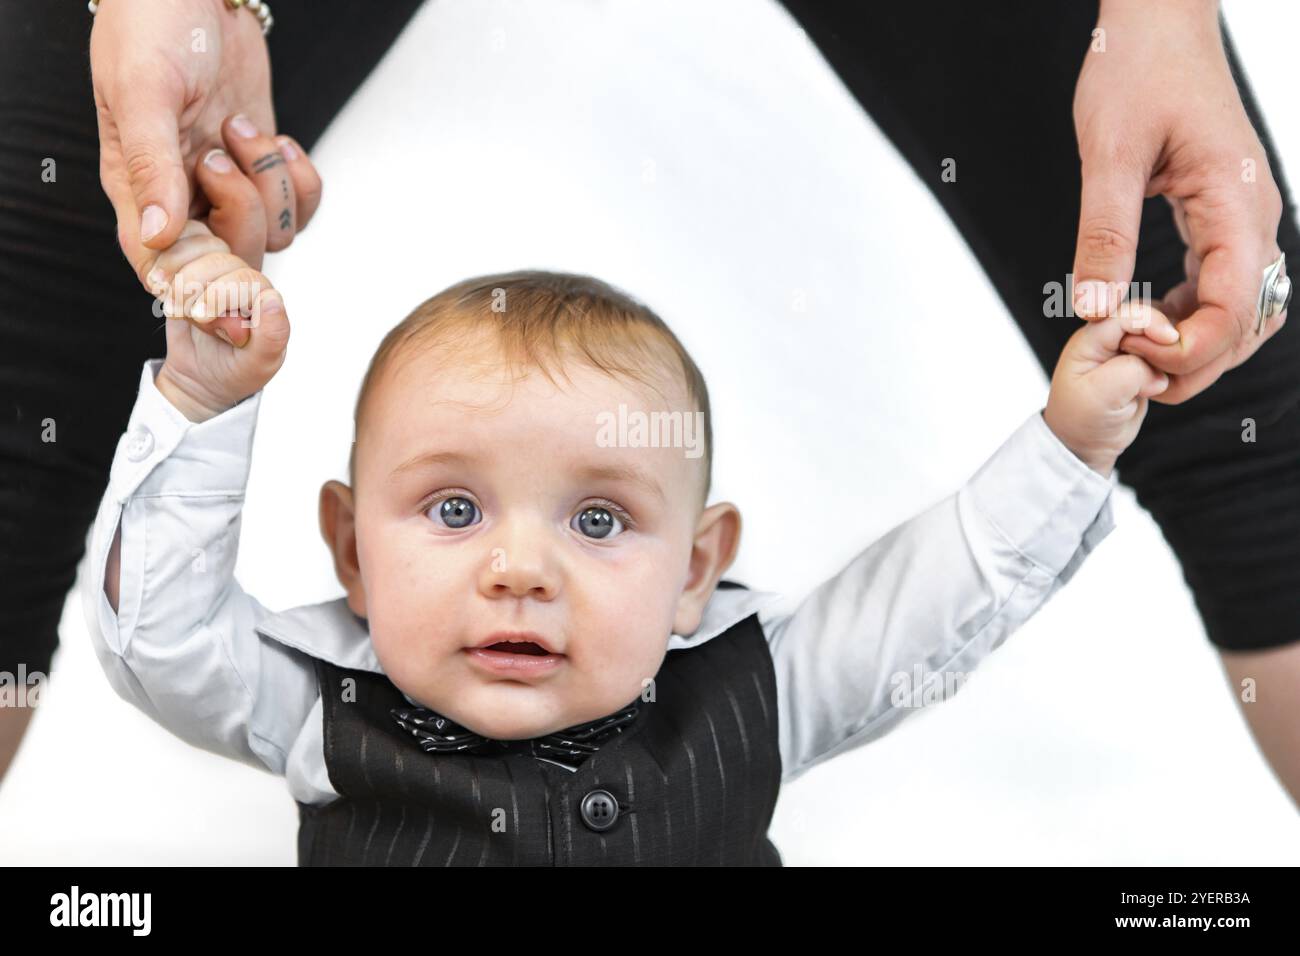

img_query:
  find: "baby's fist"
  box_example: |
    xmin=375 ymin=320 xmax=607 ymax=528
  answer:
xmin=147 ymin=221 xmax=290 ymax=423
xmin=1042 ymin=302 xmax=1178 ymax=478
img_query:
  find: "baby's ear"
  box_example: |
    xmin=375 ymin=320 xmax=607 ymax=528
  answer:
xmin=672 ymin=502 xmax=742 ymax=637
xmin=319 ymin=480 xmax=366 ymax=617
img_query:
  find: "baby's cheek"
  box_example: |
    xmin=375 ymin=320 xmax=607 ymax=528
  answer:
xmin=366 ymin=619 xmax=410 ymax=683
xmin=371 ymin=571 xmax=471 ymax=678
xmin=625 ymin=639 xmax=670 ymax=704
xmin=366 ymin=588 xmax=430 ymax=677
xmin=581 ymin=618 xmax=671 ymax=705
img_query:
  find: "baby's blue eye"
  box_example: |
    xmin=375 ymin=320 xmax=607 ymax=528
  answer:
xmin=573 ymin=506 xmax=623 ymax=539
xmin=433 ymin=496 xmax=479 ymax=529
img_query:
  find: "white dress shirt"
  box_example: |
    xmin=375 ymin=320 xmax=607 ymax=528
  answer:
xmin=81 ymin=358 xmax=1117 ymax=807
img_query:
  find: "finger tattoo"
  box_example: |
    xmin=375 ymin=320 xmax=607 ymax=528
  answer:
xmin=251 ymin=152 xmax=285 ymax=174
xmin=279 ymin=177 xmax=291 ymax=230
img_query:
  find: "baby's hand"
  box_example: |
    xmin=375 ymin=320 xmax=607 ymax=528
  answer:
xmin=1042 ymin=302 xmax=1179 ymax=477
xmin=146 ymin=220 xmax=289 ymax=423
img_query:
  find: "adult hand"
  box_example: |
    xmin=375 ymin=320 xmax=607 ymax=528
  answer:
xmin=90 ymin=0 xmax=321 ymax=287
xmin=1070 ymin=0 xmax=1287 ymax=404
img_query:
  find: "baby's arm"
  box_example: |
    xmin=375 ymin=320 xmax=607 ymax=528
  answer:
xmin=768 ymin=305 xmax=1176 ymax=782
xmin=83 ymin=152 xmax=311 ymax=773
xmin=765 ymin=409 xmax=1115 ymax=783
xmin=84 ymin=360 xmax=316 ymax=775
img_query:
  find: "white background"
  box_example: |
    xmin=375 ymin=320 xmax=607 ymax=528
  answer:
xmin=4 ymin=0 xmax=1298 ymax=864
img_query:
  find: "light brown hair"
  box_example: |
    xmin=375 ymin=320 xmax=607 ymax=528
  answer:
xmin=349 ymin=270 xmax=713 ymax=501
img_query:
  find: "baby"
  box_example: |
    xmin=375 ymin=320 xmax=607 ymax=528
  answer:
xmin=84 ymin=153 xmax=1178 ymax=866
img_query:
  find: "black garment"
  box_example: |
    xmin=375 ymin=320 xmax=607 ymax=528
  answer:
xmin=297 ymin=609 xmax=784 ymax=866
xmin=0 ymin=0 xmax=426 ymax=678
xmin=2 ymin=0 xmax=1298 ymax=682
xmin=390 ymin=695 xmax=641 ymax=767
xmin=778 ymin=0 xmax=1300 ymax=652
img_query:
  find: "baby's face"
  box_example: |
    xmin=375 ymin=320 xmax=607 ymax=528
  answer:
xmin=345 ymin=339 xmax=715 ymax=739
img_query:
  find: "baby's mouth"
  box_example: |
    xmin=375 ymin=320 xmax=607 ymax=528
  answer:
xmin=471 ymin=631 xmax=561 ymax=655
xmin=483 ymin=641 xmax=550 ymax=656
xmin=465 ymin=632 xmax=565 ymax=676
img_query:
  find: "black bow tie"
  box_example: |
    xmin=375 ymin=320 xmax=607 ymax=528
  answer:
xmin=390 ymin=700 xmax=641 ymax=769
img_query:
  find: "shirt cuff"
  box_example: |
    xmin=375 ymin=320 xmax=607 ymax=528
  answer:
xmin=108 ymin=358 xmax=264 ymax=502
xmin=963 ymin=408 xmax=1117 ymax=579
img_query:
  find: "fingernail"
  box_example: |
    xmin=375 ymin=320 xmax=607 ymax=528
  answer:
xmin=1073 ymin=280 xmax=1112 ymax=318
xmin=230 ymin=114 xmax=258 ymax=139
xmin=261 ymin=293 xmax=284 ymax=315
xmin=215 ymin=328 xmax=234 ymax=346
xmin=140 ymin=204 xmax=167 ymax=242
xmin=203 ymin=148 xmax=234 ymax=173
xmin=146 ymin=267 xmax=167 ymax=289
xmin=1157 ymin=324 xmax=1180 ymax=343
xmin=191 ymin=300 xmax=206 ymax=319
xmin=276 ymin=137 xmax=299 ymax=161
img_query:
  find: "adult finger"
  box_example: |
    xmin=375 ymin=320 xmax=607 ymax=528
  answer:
xmin=272 ymin=135 xmax=323 ymax=233
xmin=100 ymin=150 xmax=172 ymax=293
xmin=110 ymin=81 xmax=190 ymax=250
xmin=1167 ymin=195 xmax=1192 ymax=246
xmin=220 ymin=113 xmax=297 ymax=252
xmin=1143 ymin=348 xmax=1234 ymax=405
xmin=1068 ymin=300 xmax=1179 ymax=368
xmin=1160 ymin=274 xmax=1200 ymax=322
xmin=195 ymin=148 xmax=268 ymax=270
xmin=1112 ymin=293 xmax=1187 ymax=379
xmin=1116 ymin=300 xmax=1180 ymax=346
xmin=1116 ymin=245 xmax=1252 ymax=379
xmin=1136 ymin=301 xmax=1286 ymax=405
xmin=1072 ymin=140 xmax=1150 ymax=318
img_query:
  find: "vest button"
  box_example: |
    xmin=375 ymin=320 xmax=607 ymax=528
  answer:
xmin=579 ymin=789 xmax=619 ymax=832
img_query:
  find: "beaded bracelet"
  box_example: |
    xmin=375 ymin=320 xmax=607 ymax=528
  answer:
xmin=88 ymin=0 xmax=274 ymax=36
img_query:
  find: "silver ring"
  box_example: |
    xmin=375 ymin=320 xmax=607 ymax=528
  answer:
xmin=1256 ymin=252 xmax=1292 ymax=335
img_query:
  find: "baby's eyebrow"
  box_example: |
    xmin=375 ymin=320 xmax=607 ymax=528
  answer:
xmin=388 ymin=449 xmax=475 ymax=479
xmin=388 ymin=450 xmax=667 ymax=505
xmin=577 ymin=463 xmax=667 ymax=506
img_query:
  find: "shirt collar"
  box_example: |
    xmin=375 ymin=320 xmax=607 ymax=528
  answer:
xmin=254 ymin=583 xmax=784 ymax=677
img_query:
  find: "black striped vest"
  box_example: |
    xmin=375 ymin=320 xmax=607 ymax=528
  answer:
xmin=295 ymin=600 xmax=784 ymax=866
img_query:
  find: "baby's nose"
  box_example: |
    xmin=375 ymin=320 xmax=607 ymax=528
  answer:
xmin=477 ymin=527 xmax=562 ymax=600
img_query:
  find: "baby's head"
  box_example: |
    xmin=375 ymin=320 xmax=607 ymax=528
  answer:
xmin=318 ymin=271 xmax=741 ymax=740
